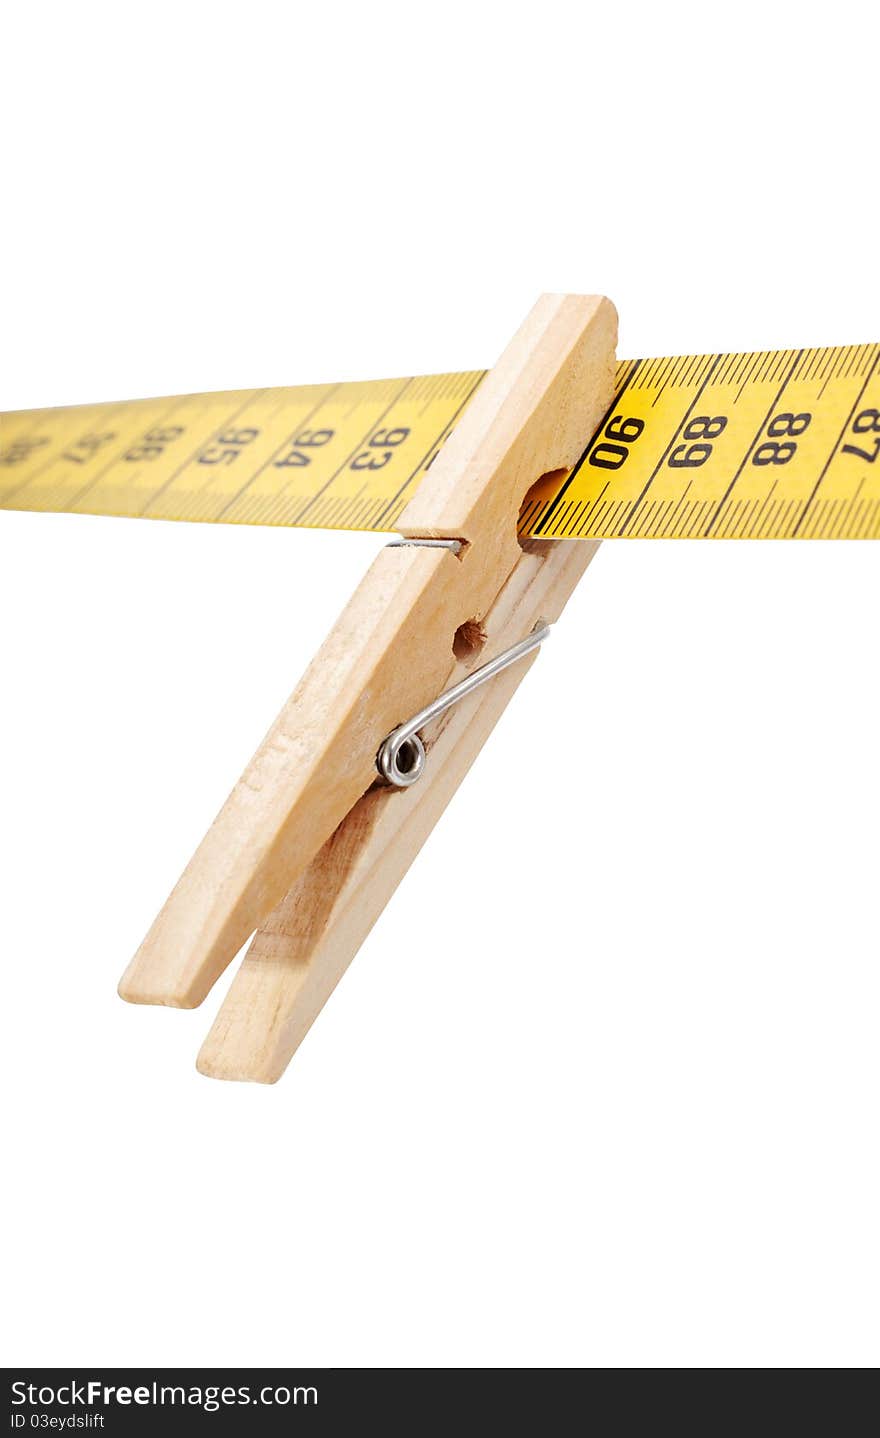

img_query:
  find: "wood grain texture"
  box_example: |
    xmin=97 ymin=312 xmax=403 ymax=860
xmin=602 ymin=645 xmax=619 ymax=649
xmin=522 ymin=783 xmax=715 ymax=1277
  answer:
xmin=119 ymin=293 xmax=617 ymax=1015
xmin=197 ymin=539 xmax=600 ymax=1081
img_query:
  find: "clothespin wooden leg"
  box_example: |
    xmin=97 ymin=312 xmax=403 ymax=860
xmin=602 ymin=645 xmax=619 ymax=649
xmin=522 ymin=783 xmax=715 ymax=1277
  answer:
xmin=197 ymin=537 xmax=599 ymax=1081
xmin=118 ymin=292 xmax=618 ymax=1078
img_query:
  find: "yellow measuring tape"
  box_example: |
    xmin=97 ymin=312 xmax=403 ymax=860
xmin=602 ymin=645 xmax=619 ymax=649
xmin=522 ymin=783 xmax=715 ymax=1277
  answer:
xmin=2 ymin=344 xmax=879 ymax=538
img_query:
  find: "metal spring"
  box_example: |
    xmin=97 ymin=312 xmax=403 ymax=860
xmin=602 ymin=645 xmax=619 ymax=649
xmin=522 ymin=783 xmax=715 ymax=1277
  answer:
xmin=376 ymin=621 xmax=551 ymax=788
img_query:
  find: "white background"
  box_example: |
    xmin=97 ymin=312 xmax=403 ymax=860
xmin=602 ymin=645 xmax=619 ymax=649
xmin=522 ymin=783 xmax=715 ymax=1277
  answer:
xmin=2 ymin=0 xmax=878 ymax=1370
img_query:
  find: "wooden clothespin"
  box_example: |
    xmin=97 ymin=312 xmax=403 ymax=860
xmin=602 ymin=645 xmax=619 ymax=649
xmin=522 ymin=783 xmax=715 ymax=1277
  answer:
xmin=119 ymin=293 xmax=618 ymax=1081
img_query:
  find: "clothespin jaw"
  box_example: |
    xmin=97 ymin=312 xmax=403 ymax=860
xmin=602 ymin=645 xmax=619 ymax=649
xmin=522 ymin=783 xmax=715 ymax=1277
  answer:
xmin=119 ymin=293 xmax=618 ymax=1080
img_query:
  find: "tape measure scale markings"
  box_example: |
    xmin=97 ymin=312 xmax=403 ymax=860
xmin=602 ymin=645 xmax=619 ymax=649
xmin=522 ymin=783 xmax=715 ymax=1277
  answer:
xmin=1 ymin=345 xmax=878 ymax=538
xmin=528 ymin=345 xmax=880 ymax=539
